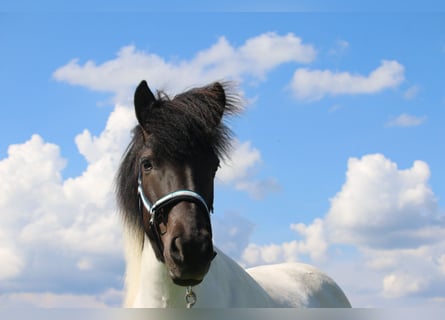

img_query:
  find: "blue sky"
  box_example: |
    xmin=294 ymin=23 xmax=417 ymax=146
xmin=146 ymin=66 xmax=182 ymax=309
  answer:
xmin=1 ymin=1 xmax=444 ymax=308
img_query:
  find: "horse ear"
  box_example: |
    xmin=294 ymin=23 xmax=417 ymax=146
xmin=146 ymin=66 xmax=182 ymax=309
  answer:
xmin=134 ymin=80 xmax=156 ymax=126
xmin=207 ymin=82 xmax=226 ymax=125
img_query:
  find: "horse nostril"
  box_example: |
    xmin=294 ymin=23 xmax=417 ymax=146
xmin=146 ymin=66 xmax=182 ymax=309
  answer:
xmin=170 ymin=237 xmax=184 ymax=264
xmin=200 ymin=238 xmax=214 ymax=260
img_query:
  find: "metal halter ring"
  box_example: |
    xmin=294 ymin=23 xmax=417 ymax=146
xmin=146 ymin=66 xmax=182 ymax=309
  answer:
xmin=185 ymin=286 xmax=197 ymax=308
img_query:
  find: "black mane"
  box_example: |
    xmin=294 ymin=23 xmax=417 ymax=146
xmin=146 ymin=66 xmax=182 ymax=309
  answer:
xmin=116 ymin=81 xmax=241 ymax=234
xmin=141 ymin=82 xmax=240 ymax=161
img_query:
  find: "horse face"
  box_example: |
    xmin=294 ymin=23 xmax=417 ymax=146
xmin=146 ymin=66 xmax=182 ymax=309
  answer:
xmin=129 ymin=80 xmax=234 ymax=287
xmin=139 ymin=146 xmax=217 ymax=286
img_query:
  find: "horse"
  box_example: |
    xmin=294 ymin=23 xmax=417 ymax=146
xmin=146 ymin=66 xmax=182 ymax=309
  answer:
xmin=116 ymin=80 xmax=351 ymax=308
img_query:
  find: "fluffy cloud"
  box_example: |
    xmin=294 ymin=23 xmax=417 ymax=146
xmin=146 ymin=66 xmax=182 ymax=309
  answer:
xmin=0 ymin=246 xmax=23 ymax=281
xmin=383 ymin=273 xmax=427 ymax=298
xmin=290 ymin=218 xmax=328 ymax=261
xmin=75 ymin=105 xmax=134 ymax=164
xmin=240 ymin=218 xmax=327 ymax=267
xmin=0 ymin=102 xmax=138 ymax=305
xmin=217 ymin=139 xmax=281 ymax=199
xmin=0 ymin=132 xmax=125 ymax=297
xmin=310 ymin=154 xmax=443 ymax=300
xmin=367 ymin=245 xmax=445 ymax=299
xmin=240 ymin=154 xmax=444 ymax=302
xmin=217 ymin=140 xmax=261 ymax=183
xmin=54 ymin=34 xmax=405 ymax=105
xmin=324 ymin=154 xmax=440 ymax=249
xmin=238 ymin=219 xmax=323 ymax=267
xmin=290 ymin=60 xmax=405 ymax=101
xmin=290 ymin=154 xmax=442 ymax=257
xmin=0 ymin=135 xmax=66 ymax=281
xmin=53 ymin=32 xmax=316 ymax=103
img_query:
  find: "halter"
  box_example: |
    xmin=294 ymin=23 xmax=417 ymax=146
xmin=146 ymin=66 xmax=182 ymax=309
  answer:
xmin=137 ymin=165 xmax=210 ymax=225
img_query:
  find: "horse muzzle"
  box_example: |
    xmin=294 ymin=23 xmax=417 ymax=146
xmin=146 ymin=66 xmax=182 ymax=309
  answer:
xmin=165 ymin=233 xmax=217 ymax=287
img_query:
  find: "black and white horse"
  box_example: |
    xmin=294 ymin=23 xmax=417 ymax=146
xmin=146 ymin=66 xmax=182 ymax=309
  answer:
xmin=116 ymin=81 xmax=351 ymax=308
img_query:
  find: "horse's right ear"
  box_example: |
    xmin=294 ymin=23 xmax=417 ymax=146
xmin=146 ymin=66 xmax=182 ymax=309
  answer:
xmin=134 ymin=80 xmax=156 ymax=126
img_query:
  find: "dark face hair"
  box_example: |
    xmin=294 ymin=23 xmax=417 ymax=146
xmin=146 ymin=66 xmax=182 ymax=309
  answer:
xmin=116 ymin=80 xmax=240 ymax=286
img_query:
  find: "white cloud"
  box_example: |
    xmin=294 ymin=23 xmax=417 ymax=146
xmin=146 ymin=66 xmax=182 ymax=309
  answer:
xmin=217 ymin=140 xmax=261 ymax=183
xmin=240 ymin=218 xmax=328 ymax=267
xmin=300 ymin=154 xmax=444 ymax=300
xmin=0 ymin=131 xmax=125 ymax=297
xmin=241 ymin=242 xmax=300 ymax=266
xmin=383 ymin=273 xmax=428 ymax=298
xmin=290 ymin=60 xmax=405 ymax=101
xmin=324 ymin=154 xmax=440 ymax=249
xmin=53 ymin=32 xmax=316 ymax=103
xmin=238 ymin=32 xmax=316 ymax=76
xmin=290 ymin=218 xmax=328 ymax=261
xmin=75 ymin=105 xmax=135 ymax=164
xmin=0 ymin=135 xmax=66 ymax=281
xmin=217 ymin=140 xmax=281 ymax=199
xmin=386 ymin=113 xmax=427 ymax=127
xmin=0 ymin=247 xmax=24 ymax=281
xmin=240 ymin=154 xmax=445 ymax=303
xmin=362 ymin=245 xmax=445 ymax=299
xmin=242 ymin=154 xmax=441 ymax=262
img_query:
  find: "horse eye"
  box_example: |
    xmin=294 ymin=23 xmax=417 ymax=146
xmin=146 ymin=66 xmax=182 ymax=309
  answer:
xmin=141 ymin=159 xmax=153 ymax=171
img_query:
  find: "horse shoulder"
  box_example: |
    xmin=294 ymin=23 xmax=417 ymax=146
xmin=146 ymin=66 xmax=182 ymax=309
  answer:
xmin=246 ymin=263 xmax=351 ymax=308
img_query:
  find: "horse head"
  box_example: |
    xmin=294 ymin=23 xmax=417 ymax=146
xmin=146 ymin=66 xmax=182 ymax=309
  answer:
xmin=117 ymin=80 xmax=239 ymax=287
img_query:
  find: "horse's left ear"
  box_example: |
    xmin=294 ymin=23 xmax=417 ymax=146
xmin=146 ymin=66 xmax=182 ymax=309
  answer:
xmin=203 ymin=82 xmax=226 ymax=127
xmin=211 ymin=82 xmax=226 ymax=118
xmin=134 ymin=80 xmax=156 ymax=126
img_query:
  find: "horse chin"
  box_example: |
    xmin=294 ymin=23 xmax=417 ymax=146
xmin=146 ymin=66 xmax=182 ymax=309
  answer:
xmin=167 ymin=267 xmax=205 ymax=287
xmin=171 ymin=277 xmax=203 ymax=287
xmin=167 ymin=264 xmax=209 ymax=287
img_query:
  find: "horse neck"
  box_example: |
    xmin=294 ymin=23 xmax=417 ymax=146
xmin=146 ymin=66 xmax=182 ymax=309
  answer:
xmin=122 ymin=224 xmax=184 ymax=307
xmin=122 ymin=224 xmax=275 ymax=308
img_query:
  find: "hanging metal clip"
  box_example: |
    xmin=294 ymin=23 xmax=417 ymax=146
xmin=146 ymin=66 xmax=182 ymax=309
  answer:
xmin=185 ymin=286 xmax=197 ymax=308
